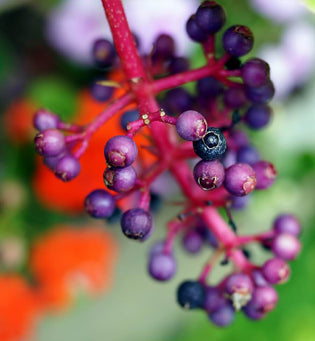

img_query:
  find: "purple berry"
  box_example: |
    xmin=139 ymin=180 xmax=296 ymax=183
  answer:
xmin=196 ymin=1 xmax=226 ymax=34
xmin=223 ymin=25 xmax=254 ymax=57
xmin=193 ymin=127 xmax=227 ymax=161
xmin=163 ymin=87 xmax=193 ymax=116
xmin=262 ymin=258 xmax=290 ymax=284
xmin=224 ymin=163 xmax=257 ymax=196
xmin=236 ymin=146 xmax=260 ymax=165
xmin=176 ymin=110 xmax=207 ymax=141
xmin=197 ymin=76 xmax=224 ymax=98
xmin=245 ymin=81 xmax=275 ymax=104
xmin=33 ymin=109 xmax=60 ymax=131
xmin=177 ymin=280 xmax=206 ymax=309
xmin=149 ymin=240 xmax=168 ymax=258
xmin=182 ymin=230 xmax=203 ymax=254
xmin=252 ymin=161 xmax=277 ymax=190
xmin=241 ymin=58 xmax=270 ymax=87
xmin=103 ymin=166 xmax=137 ymax=193
xmin=148 ymin=253 xmax=177 ymax=281
xmin=186 ymin=15 xmax=208 ymax=42
xmin=152 ymin=34 xmax=175 ymax=60
xmin=121 ymin=208 xmax=153 ymax=241
xmin=252 ymin=270 xmax=269 ymax=287
xmin=193 ymin=159 xmax=225 ymax=190
xmin=223 ymin=87 xmax=247 ymax=109
xmin=84 ymin=189 xmax=115 ymax=219
xmin=92 ymin=39 xmax=115 ymax=68
xmin=231 ymin=195 xmax=251 ymax=210
xmin=168 ymin=57 xmax=190 ymax=75
xmin=204 ymin=287 xmax=228 ymax=313
xmin=244 ymin=104 xmax=272 ymax=129
xmin=90 ymin=81 xmax=114 ymax=102
xmin=225 ymin=273 xmax=254 ymax=310
xmin=273 ymin=214 xmax=301 ymax=236
xmin=229 ymin=130 xmax=249 ymax=149
xmin=34 ymin=129 xmax=65 ymax=157
xmin=104 ymin=135 xmax=138 ymax=168
xmin=272 ymin=233 xmax=301 ymax=260
xmin=43 ymin=149 xmax=69 ymax=171
xmin=243 ymin=286 xmax=278 ymax=320
xmin=54 ymin=154 xmax=81 ymax=182
xmin=208 ymin=304 xmax=235 ymax=327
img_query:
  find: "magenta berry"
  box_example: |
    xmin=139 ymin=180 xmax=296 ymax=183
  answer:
xmin=272 ymin=233 xmax=301 ymax=260
xmin=252 ymin=161 xmax=277 ymax=190
xmin=148 ymin=253 xmax=177 ymax=281
xmin=103 ymin=166 xmax=137 ymax=193
xmin=121 ymin=208 xmax=153 ymax=241
xmin=241 ymin=58 xmax=270 ymax=88
xmin=224 ymin=163 xmax=257 ymax=196
xmin=262 ymin=258 xmax=290 ymax=284
xmin=33 ymin=109 xmax=60 ymax=131
xmin=176 ymin=110 xmax=207 ymax=141
xmin=34 ymin=129 xmax=65 ymax=157
xmin=244 ymin=104 xmax=272 ymax=130
xmin=193 ymin=159 xmax=225 ymax=190
xmin=54 ymin=154 xmax=81 ymax=182
xmin=223 ymin=25 xmax=254 ymax=57
xmin=273 ymin=214 xmax=301 ymax=236
xmin=84 ymin=189 xmax=116 ymax=219
xmin=104 ymin=135 xmax=138 ymax=168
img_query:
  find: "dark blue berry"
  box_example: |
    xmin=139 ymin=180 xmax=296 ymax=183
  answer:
xmin=186 ymin=15 xmax=208 ymax=42
xmin=195 ymin=1 xmax=226 ymax=34
xmin=177 ymin=280 xmax=206 ymax=309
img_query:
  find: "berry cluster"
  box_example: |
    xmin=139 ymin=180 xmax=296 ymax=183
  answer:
xmin=33 ymin=0 xmax=301 ymax=327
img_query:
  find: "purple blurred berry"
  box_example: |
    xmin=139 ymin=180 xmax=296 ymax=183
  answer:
xmin=164 ymin=88 xmax=193 ymax=115
xmin=182 ymin=230 xmax=203 ymax=254
xmin=252 ymin=161 xmax=277 ymax=190
xmin=186 ymin=15 xmax=208 ymax=42
xmin=272 ymin=233 xmax=301 ymax=260
xmin=244 ymin=104 xmax=272 ymax=129
xmin=195 ymin=1 xmax=226 ymax=34
xmin=224 ymin=163 xmax=257 ymax=196
xmin=252 ymin=270 xmax=269 ymax=287
xmin=120 ymin=110 xmax=139 ymax=131
xmin=262 ymin=258 xmax=290 ymax=284
xmin=229 ymin=130 xmax=249 ymax=149
xmin=152 ymin=34 xmax=175 ymax=60
xmin=54 ymin=154 xmax=81 ymax=182
xmin=34 ymin=129 xmax=65 ymax=157
xmin=241 ymin=58 xmax=270 ymax=87
xmin=223 ymin=87 xmax=247 ymax=109
xmin=176 ymin=110 xmax=207 ymax=141
xmin=92 ymin=39 xmax=115 ymax=68
xmin=197 ymin=76 xmax=224 ymax=98
xmin=121 ymin=208 xmax=153 ymax=241
xmin=231 ymin=195 xmax=251 ymax=210
xmin=103 ymin=166 xmax=137 ymax=193
xmin=204 ymin=287 xmax=228 ymax=313
xmin=149 ymin=240 xmax=168 ymax=258
xmin=90 ymin=81 xmax=114 ymax=102
xmin=273 ymin=214 xmax=301 ymax=236
xmin=104 ymin=135 xmax=138 ymax=168
xmin=193 ymin=159 xmax=225 ymax=190
xmin=33 ymin=109 xmax=60 ymax=131
xmin=223 ymin=25 xmax=254 ymax=57
xmin=236 ymin=146 xmax=260 ymax=165
xmin=168 ymin=57 xmax=190 ymax=74
xmin=148 ymin=253 xmax=177 ymax=281
xmin=208 ymin=304 xmax=235 ymax=327
xmin=245 ymin=81 xmax=275 ymax=104
xmin=84 ymin=189 xmax=115 ymax=219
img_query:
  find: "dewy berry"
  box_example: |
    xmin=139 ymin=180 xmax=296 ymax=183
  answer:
xmin=32 ymin=0 xmax=302 ymax=329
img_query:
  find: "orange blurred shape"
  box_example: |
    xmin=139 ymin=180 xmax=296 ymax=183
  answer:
xmin=3 ymin=99 xmax=36 ymax=144
xmin=33 ymin=87 xmax=156 ymax=214
xmin=30 ymin=226 xmax=118 ymax=309
xmin=0 ymin=275 xmax=39 ymax=341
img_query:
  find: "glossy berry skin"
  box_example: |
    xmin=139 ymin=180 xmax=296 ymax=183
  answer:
xmin=223 ymin=87 xmax=247 ymax=109
xmin=193 ymin=160 xmax=225 ymax=190
xmin=245 ymin=81 xmax=275 ymax=104
xmin=236 ymin=146 xmax=260 ymax=165
xmin=272 ymin=233 xmax=301 ymax=260
xmin=204 ymin=287 xmax=228 ymax=313
xmin=252 ymin=161 xmax=277 ymax=190
xmin=244 ymin=104 xmax=272 ymax=129
xmin=104 ymin=135 xmax=138 ymax=168
xmin=243 ymin=286 xmax=278 ymax=320
xmin=120 ymin=110 xmax=139 ymax=131
xmin=148 ymin=253 xmax=177 ymax=281
xmin=176 ymin=110 xmax=207 ymax=141
xmin=121 ymin=208 xmax=153 ymax=241
xmin=273 ymin=214 xmax=301 ymax=236
xmin=90 ymin=81 xmax=114 ymax=102
xmin=43 ymin=150 xmax=69 ymax=171
xmin=197 ymin=76 xmax=224 ymax=98
xmin=103 ymin=166 xmax=137 ymax=193
xmin=223 ymin=25 xmax=254 ymax=57
xmin=34 ymin=129 xmax=65 ymax=157
xmin=241 ymin=58 xmax=270 ymax=88
xmin=208 ymin=304 xmax=235 ymax=327
xmin=195 ymin=1 xmax=226 ymax=34
xmin=186 ymin=15 xmax=208 ymax=42
xmin=92 ymin=39 xmax=115 ymax=68
xmin=33 ymin=109 xmax=60 ymax=131
xmin=262 ymin=258 xmax=290 ymax=284
xmin=177 ymin=280 xmax=206 ymax=309
xmin=54 ymin=154 xmax=81 ymax=182
xmin=224 ymin=163 xmax=257 ymax=196
xmin=84 ymin=189 xmax=116 ymax=219
xmin=193 ymin=127 xmax=227 ymax=161
xmin=182 ymin=230 xmax=203 ymax=254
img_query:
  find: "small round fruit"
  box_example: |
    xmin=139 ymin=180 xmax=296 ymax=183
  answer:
xmin=193 ymin=160 xmax=225 ymax=190
xmin=121 ymin=208 xmax=153 ymax=241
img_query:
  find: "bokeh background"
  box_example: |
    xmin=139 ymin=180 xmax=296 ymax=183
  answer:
xmin=0 ymin=0 xmax=315 ymax=340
